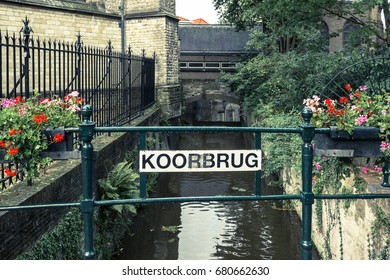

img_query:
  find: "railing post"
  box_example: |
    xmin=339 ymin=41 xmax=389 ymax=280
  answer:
xmin=141 ymin=49 xmax=145 ymax=112
xmin=21 ymin=17 xmax=32 ymax=99
xmin=381 ymin=157 xmax=390 ymax=188
xmin=75 ymin=32 xmax=82 ymax=93
xmin=300 ymin=107 xmax=315 ymax=260
xmin=255 ymin=132 xmax=262 ymax=195
xmin=127 ymin=46 xmax=132 ymax=123
xmin=79 ymin=105 xmax=96 ymax=260
xmin=139 ymin=132 xmax=147 ymax=199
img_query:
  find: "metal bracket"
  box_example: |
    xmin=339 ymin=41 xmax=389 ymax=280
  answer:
xmin=80 ymin=199 xmax=95 ymax=213
xmin=301 ymin=192 xmax=315 ymax=205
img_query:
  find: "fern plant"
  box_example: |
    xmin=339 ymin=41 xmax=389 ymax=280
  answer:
xmin=98 ymin=161 xmax=139 ymax=215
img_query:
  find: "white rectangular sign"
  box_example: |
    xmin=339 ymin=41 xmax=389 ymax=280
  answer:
xmin=139 ymin=150 xmax=262 ymax=173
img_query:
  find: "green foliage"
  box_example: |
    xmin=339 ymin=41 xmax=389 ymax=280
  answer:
xmin=221 ymin=51 xmax=349 ymax=113
xmin=368 ymin=205 xmax=390 ymax=260
xmin=98 ymin=161 xmax=139 ymax=215
xmin=214 ymin=0 xmax=390 ymax=51
xmin=253 ymin=105 xmax=301 ymax=179
xmin=161 ymin=225 xmax=179 ymax=233
xmin=17 ymin=208 xmax=84 ymax=260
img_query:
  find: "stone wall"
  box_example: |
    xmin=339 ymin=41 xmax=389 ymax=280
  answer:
xmin=324 ymin=6 xmax=382 ymax=53
xmin=0 ymin=107 xmax=160 ymax=260
xmin=0 ymin=2 xmax=120 ymax=49
xmin=283 ymin=168 xmax=390 ymax=259
xmin=127 ymin=16 xmax=179 ymax=86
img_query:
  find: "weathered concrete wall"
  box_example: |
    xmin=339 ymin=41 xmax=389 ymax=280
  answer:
xmin=0 ymin=107 xmax=160 ymax=260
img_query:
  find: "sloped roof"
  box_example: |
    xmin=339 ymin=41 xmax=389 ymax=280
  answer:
xmin=177 ymin=16 xmax=190 ymax=21
xmin=3 ymin=0 xmax=101 ymax=13
xmin=179 ymin=24 xmax=256 ymax=53
xmin=191 ymin=18 xmax=209 ymax=25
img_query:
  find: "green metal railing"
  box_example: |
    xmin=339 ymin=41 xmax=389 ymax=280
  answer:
xmin=1 ymin=105 xmax=390 ymax=260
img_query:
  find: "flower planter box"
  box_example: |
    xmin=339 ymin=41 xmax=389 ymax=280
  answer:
xmin=314 ymin=126 xmax=383 ymax=157
xmin=41 ymin=127 xmax=80 ymax=160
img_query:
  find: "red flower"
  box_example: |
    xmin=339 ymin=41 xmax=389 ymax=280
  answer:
xmin=325 ymin=98 xmax=334 ymax=106
xmin=75 ymin=97 xmax=84 ymax=105
xmin=8 ymin=129 xmax=17 ymax=136
xmin=339 ymin=96 xmax=349 ymax=105
xmin=0 ymin=140 xmax=5 ymax=149
xmin=7 ymin=147 xmax=19 ymax=155
xmin=355 ymin=91 xmax=361 ymax=98
xmin=327 ymin=105 xmax=336 ymax=115
xmin=39 ymin=98 xmax=51 ymax=104
xmin=12 ymin=96 xmax=24 ymax=104
xmin=4 ymin=168 xmax=17 ymax=177
xmin=32 ymin=113 xmax=48 ymax=124
xmin=345 ymin=84 xmax=351 ymax=91
xmin=53 ymin=133 xmax=65 ymax=143
xmin=64 ymin=95 xmax=71 ymax=102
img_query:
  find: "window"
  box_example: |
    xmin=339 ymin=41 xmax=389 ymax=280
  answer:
xmin=188 ymin=62 xmax=204 ymax=68
xmin=205 ymin=62 xmax=220 ymax=68
xmin=221 ymin=62 xmax=236 ymax=69
xmin=321 ymin=21 xmax=329 ymax=53
xmin=343 ymin=18 xmax=361 ymax=49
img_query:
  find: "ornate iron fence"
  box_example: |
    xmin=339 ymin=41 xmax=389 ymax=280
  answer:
xmin=0 ymin=19 xmax=155 ymax=126
xmin=0 ymin=18 xmax=156 ymax=189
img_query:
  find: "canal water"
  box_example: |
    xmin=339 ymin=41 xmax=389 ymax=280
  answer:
xmin=115 ymin=132 xmax=307 ymax=260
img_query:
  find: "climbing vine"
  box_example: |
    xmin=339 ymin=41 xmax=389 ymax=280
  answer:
xmin=311 ymin=157 xmax=371 ymax=259
xmin=367 ymin=204 xmax=390 ymax=260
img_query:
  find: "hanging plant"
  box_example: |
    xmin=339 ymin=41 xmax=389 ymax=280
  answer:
xmin=0 ymin=91 xmax=83 ymax=179
xmin=303 ymin=84 xmax=390 ymax=157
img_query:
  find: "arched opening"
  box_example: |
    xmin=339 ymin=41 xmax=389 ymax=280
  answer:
xmin=343 ymin=18 xmax=361 ymax=49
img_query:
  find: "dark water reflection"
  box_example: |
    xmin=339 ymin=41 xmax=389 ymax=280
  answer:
xmin=114 ymin=132 xmax=311 ymax=260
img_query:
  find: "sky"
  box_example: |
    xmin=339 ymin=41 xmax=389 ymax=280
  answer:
xmin=176 ymin=0 xmax=219 ymax=24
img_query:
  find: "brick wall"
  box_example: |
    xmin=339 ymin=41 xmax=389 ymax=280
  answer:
xmin=0 ymin=108 xmax=160 ymax=260
xmin=125 ymin=0 xmax=175 ymax=15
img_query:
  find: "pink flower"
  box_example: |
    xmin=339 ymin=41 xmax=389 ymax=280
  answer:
xmin=1 ymin=98 xmax=15 ymax=108
xmin=66 ymin=105 xmax=80 ymax=113
xmin=361 ymin=166 xmax=368 ymax=174
xmin=69 ymin=91 xmax=79 ymax=97
xmin=18 ymin=106 xmax=28 ymax=115
xmin=380 ymin=141 xmax=390 ymax=152
xmin=315 ymin=162 xmax=321 ymax=171
xmin=381 ymin=109 xmax=387 ymax=115
xmin=355 ymin=115 xmax=368 ymax=126
xmin=373 ymin=165 xmax=383 ymax=173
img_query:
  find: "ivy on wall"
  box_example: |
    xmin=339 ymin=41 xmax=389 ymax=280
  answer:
xmin=368 ymin=205 xmax=390 ymax=260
